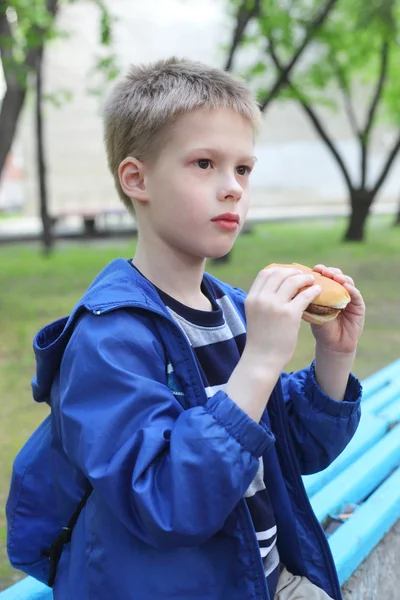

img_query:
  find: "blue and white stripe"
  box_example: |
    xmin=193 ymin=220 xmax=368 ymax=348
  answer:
xmin=157 ymin=275 xmax=280 ymax=594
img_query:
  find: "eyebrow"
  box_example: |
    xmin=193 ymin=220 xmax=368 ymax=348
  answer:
xmin=188 ymin=148 xmax=257 ymax=163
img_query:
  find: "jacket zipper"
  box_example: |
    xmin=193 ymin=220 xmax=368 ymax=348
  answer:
xmin=273 ymin=384 xmax=343 ymax=600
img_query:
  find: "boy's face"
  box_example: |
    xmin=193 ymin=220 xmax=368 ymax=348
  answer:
xmin=137 ymin=107 xmax=255 ymax=260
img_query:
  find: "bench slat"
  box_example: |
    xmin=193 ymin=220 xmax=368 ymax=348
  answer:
xmin=328 ymin=466 xmax=400 ymax=585
xmin=361 ymin=359 xmax=400 ymax=399
xmin=303 ymin=413 xmax=387 ymax=497
xmin=0 ymin=577 xmax=52 ymax=600
xmin=379 ymin=395 xmax=400 ymax=424
xmin=304 ymin=360 xmax=400 ymax=497
xmin=362 ymin=380 xmax=400 ymax=414
xmin=310 ymin=424 xmax=400 ymax=522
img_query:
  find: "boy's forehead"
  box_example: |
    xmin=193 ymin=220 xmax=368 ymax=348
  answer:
xmin=171 ymin=107 xmax=255 ymax=154
xmin=176 ymin=106 xmax=253 ymax=131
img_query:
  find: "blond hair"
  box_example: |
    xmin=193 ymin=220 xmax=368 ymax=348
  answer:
xmin=103 ymin=57 xmax=262 ymax=212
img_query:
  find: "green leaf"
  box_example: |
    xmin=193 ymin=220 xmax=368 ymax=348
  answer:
xmin=0 ymin=0 xmax=118 ymax=102
xmin=249 ymin=60 xmax=267 ymax=76
xmin=43 ymin=89 xmax=73 ymax=108
xmin=226 ymin=0 xmax=400 ymax=126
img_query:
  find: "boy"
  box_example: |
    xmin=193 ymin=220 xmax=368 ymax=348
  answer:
xmin=32 ymin=58 xmax=365 ymax=599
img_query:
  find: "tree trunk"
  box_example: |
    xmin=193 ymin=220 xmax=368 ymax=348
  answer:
xmin=393 ymin=198 xmax=400 ymax=226
xmin=0 ymin=7 xmax=27 ymax=179
xmin=0 ymin=0 xmax=59 ymax=181
xmin=35 ymin=51 xmax=53 ymax=255
xmin=343 ymin=188 xmax=374 ymax=242
xmin=0 ymin=85 xmax=26 ymax=181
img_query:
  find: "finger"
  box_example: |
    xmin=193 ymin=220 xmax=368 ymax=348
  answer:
xmin=332 ymin=272 xmax=355 ymax=287
xmin=266 ymin=268 xmax=312 ymax=295
xmin=313 ymin=265 xmax=355 ymax=286
xmin=277 ymin=273 xmax=316 ymax=302
xmin=253 ymin=267 xmax=303 ymax=295
xmin=249 ymin=268 xmax=276 ymax=296
xmin=313 ymin=264 xmax=327 ymax=272
xmin=343 ymin=283 xmax=365 ymax=309
xmin=249 ymin=268 xmax=281 ymax=296
xmin=291 ymin=283 xmax=322 ymax=313
xmin=313 ymin=265 xmax=343 ymax=277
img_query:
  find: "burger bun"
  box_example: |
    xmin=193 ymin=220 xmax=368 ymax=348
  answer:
xmin=264 ymin=262 xmax=351 ymax=325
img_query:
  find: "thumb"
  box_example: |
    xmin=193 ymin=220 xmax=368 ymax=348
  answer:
xmin=292 ymin=284 xmax=322 ymax=313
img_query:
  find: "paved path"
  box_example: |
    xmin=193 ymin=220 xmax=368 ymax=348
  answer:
xmin=0 ymin=197 xmax=396 ymax=242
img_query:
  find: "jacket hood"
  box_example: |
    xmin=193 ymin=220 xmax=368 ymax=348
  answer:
xmin=31 ymin=258 xmax=170 ymax=404
xmin=31 ymin=258 xmax=242 ymax=405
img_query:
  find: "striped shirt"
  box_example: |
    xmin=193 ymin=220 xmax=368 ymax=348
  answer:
xmin=143 ymin=269 xmax=280 ymax=598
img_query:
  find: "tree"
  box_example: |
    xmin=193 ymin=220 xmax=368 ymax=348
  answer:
xmin=395 ymin=197 xmax=400 ymax=226
xmin=0 ymin=0 xmax=60 ymax=252
xmin=226 ymin=0 xmax=400 ymax=241
xmin=225 ymin=0 xmax=338 ymax=109
xmin=213 ymin=0 xmax=337 ymax=264
xmin=0 ymin=0 xmax=117 ymax=252
xmin=0 ymin=0 xmax=59 ymax=181
xmin=35 ymin=41 xmax=53 ymax=253
xmin=0 ymin=0 xmax=116 ymax=180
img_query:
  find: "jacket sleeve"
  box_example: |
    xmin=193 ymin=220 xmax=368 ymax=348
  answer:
xmin=58 ymin=309 xmax=274 ymax=549
xmin=280 ymin=361 xmax=362 ymax=475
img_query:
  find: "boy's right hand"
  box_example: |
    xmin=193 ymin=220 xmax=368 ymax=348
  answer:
xmin=243 ymin=267 xmax=321 ymax=373
xmin=225 ymin=267 xmax=321 ymax=422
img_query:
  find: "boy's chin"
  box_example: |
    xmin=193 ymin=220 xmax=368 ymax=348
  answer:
xmin=205 ymin=239 xmax=238 ymax=261
xmin=206 ymin=248 xmax=234 ymax=260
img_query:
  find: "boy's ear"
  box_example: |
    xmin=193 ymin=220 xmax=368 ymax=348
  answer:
xmin=118 ymin=157 xmax=149 ymax=203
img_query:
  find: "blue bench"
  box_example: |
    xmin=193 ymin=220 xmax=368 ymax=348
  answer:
xmin=1 ymin=358 xmax=400 ymax=599
xmin=304 ymin=357 xmax=400 ymax=585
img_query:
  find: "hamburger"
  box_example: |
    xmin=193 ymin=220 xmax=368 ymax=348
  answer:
xmin=264 ymin=263 xmax=351 ymax=325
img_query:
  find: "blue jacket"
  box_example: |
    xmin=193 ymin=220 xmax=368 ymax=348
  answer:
xmin=32 ymin=258 xmax=362 ymax=600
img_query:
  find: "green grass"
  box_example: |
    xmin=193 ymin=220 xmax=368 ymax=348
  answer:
xmin=0 ymin=211 xmax=21 ymax=220
xmin=0 ymin=216 xmax=399 ymax=590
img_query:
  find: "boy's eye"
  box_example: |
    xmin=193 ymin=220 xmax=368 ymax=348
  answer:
xmin=196 ymin=159 xmax=212 ymax=169
xmin=236 ymin=165 xmax=250 ymax=176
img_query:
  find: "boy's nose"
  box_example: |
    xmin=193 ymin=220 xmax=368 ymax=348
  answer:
xmin=217 ymin=178 xmax=243 ymax=203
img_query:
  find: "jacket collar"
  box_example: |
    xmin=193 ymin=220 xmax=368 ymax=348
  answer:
xmin=81 ymin=258 xmax=167 ymax=314
xmin=80 ymin=258 xmax=238 ymax=319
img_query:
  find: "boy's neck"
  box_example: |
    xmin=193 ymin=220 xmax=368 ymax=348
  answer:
xmin=132 ymin=239 xmax=212 ymax=311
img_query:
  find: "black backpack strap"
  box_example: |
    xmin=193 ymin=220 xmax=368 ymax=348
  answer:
xmin=41 ymin=485 xmax=93 ymax=587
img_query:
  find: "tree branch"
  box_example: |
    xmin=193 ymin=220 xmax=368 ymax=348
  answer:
xmin=0 ymin=4 xmax=14 ymax=87
xmin=0 ymin=85 xmax=26 ymax=179
xmin=372 ymin=131 xmax=400 ymax=198
xmin=328 ymin=52 xmax=360 ymax=139
xmin=259 ymin=0 xmax=338 ymax=111
xmin=360 ymin=40 xmax=389 ymax=188
xmin=363 ymin=41 xmax=389 ymax=142
xmin=267 ymin=37 xmax=354 ymax=193
xmin=225 ymin=0 xmax=261 ymax=71
xmin=0 ymin=0 xmax=7 ymax=28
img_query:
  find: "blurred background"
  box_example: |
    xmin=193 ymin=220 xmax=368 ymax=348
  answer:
xmin=1 ymin=0 xmax=400 ymax=590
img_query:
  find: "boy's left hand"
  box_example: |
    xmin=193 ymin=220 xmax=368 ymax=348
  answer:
xmin=310 ymin=264 xmax=365 ymax=355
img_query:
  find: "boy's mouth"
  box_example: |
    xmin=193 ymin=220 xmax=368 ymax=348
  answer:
xmin=212 ymin=212 xmax=240 ymax=224
xmin=211 ymin=214 xmax=240 ymax=231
